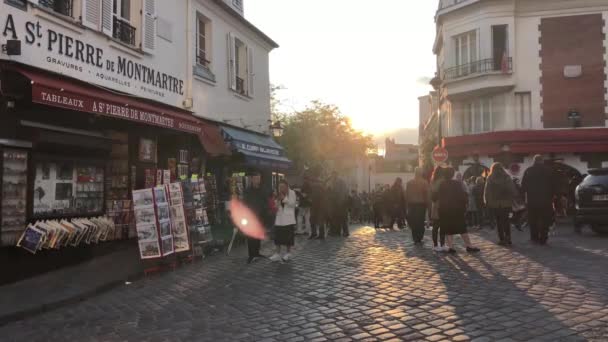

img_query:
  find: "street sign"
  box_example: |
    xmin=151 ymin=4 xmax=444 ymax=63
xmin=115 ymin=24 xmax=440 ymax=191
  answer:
xmin=432 ymin=146 xmax=449 ymax=164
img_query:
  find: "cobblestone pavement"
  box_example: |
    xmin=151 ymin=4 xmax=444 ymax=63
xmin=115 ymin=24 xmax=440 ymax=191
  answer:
xmin=2 ymin=223 xmax=608 ymax=341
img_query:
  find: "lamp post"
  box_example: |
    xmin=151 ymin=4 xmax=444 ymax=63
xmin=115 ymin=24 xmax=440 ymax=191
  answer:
xmin=270 ymin=121 xmax=284 ymax=138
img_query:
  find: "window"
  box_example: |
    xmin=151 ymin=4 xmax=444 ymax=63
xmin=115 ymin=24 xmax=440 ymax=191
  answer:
xmin=5 ymin=0 xmax=27 ymax=10
xmin=39 ymin=0 xmax=74 ymax=17
xmin=516 ymin=92 xmax=532 ymax=129
xmin=454 ymin=30 xmax=477 ymax=76
xmin=228 ymin=33 xmax=254 ymax=96
xmin=112 ymin=0 xmax=136 ymax=45
xmin=463 ymin=97 xmax=493 ymax=134
xmin=197 ymin=16 xmax=211 ymax=67
xmin=492 ymin=25 xmax=508 ymax=71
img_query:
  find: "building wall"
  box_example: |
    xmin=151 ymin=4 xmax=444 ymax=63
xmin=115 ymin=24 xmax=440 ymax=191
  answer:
xmin=190 ymin=0 xmax=273 ymax=133
xmin=539 ymin=14 xmax=606 ymax=128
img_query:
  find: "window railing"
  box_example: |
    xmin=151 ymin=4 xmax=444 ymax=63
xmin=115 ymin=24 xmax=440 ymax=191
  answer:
xmin=444 ymin=57 xmax=512 ymax=80
xmin=113 ymin=17 xmax=136 ymax=46
xmin=236 ymin=77 xmax=245 ymax=95
xmin=39 ymin=0 xmax=73 ymax=17
xmin=196 ymin=54 xmax=210 ymax=68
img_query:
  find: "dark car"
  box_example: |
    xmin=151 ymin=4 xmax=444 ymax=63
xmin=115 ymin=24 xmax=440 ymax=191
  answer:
xmin=575 ymin=168 xmax=608 ymax=234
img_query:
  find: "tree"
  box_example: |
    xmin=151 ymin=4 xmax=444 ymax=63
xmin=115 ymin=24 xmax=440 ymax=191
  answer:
xmin=276 ymin=100 xmax=374 ymax=175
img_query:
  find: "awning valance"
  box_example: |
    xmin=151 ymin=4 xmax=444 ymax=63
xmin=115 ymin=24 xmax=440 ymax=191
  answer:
xmin=1 ymin=62 xmax=231 ymax=156
xmin=221 ymin=125 xmax=291 ymax=170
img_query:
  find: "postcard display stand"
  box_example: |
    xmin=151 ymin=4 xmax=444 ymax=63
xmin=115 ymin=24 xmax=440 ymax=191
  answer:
xmin=187 ymin=177 xmax=212 ymax=257
xmin=133 ymin=184 xmax=191 ymax=272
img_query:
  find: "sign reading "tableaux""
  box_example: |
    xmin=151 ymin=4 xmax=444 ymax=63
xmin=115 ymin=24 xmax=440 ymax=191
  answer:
xmin=33 ymin=86 xmax=202 ymax=135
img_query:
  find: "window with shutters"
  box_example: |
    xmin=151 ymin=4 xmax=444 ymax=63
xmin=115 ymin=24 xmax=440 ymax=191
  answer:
xmin=229 ymin=34 xmax=254 ymax=97
xmin=197 ymin=15 xmax=211 ymax=68
xmin=38 ymin=0 xmax=75 ymax=18
xmin=112 ymin=0 xmax=136 ymax=46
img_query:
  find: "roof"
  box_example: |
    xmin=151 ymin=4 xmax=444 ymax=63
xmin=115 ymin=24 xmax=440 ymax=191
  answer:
xmin=211 ymin=0 xmax=279 ymax=49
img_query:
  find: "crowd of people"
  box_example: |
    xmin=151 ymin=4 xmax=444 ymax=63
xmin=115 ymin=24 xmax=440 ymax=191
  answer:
xmin=241 ymin=154 xmax=558 ymax=263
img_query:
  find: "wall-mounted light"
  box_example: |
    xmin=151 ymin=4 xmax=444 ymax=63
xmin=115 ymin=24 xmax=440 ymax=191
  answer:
xmin=270 ymin=121 xmax=284 ymax=137
xmin=567 ymin=109 xmax=581 ymax=128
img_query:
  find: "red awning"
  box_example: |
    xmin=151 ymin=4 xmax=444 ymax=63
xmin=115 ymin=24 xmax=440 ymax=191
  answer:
xmin=200 ymin=123 xmax=231 ymax=157
xmin=3 ymin=63 xmax=230 ymax=156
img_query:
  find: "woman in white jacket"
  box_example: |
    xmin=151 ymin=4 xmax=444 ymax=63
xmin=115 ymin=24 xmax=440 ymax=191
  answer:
xmin=270 ymin=180 xmax=297 ymax=262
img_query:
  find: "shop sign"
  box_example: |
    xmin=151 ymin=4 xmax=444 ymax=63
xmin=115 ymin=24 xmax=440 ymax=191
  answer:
xmin=235 ymin=141 xmax=281 ymax=156
xmin=32 ymin=85 xmax=202 ymax=135
xmin=1 ymin=12 xmax=185 ymax=107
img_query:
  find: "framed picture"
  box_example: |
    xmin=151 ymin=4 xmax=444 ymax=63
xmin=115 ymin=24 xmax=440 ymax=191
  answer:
xmin=138 ymin=240 xmax=162 ymax=259
xmin=174 ymin=234 xmax=190 ymax=253
xmin=136 ymin=223 xmax=158 ymax=241
xmin=154 ymin=186 xmax=167 ymax=204
xmin=139 ymin=138 xmax=157 ymax=163
xmin=157 ymin=204 xmax=170 ymax=221
xmin=159 ymin=220 xmax=172 ymax=237
xmin=135 ymin=207 xmax=157 ymax=225
xmin=132 ymin=189 xmax=154 ymax=207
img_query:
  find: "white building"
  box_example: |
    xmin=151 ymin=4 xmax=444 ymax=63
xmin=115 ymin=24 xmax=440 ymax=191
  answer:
xmin=432 ymin=0 xmax=608 ymax=183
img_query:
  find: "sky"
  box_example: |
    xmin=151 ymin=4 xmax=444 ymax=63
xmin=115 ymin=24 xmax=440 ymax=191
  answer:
xmin=246 ymin=0 xmax=438 ymax=136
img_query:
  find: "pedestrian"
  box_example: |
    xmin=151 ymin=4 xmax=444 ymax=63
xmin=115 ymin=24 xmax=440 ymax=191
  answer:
xmin=309 ymin=170 xmax=327 ymax=240
xmin=406 ymin=167 xmax=431 ymax=245
xmin=296 ymin=177 xmax=312 ymax=235
xmin=465 ymin=177 xmax=476 ymax=228
xmin=389 ymin=178 xmax=406 ymax=230
xmin=243 ymin=171 xmax=271 ymax=264
xmin=471 ymin=177 xmax=485 ymax=229
xmin=522 ymin=155 xmax=555 ymax=245
xmin=438 ymin=166 xmax=481 ymax=253
xmin=484 ymin=162 xmax=518 ymax=246
xmin=329 ymin=172 xmax=350 ymax=237
xmin=430 ymin=166 xmax=447 ymax=252
xmin=372 ymin=189 xmax=383 ymax=229
xmin=270 ymin=180 xmax=297 ymax=262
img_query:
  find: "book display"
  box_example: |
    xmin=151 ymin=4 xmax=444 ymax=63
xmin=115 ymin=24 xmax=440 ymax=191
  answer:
xmin=105 ymin=133 xmax=135 ymax=240
xmin=16 ymin=216 xmax=116 ymax=254
xmin=2 ymin=149 xmax=28 ymax=246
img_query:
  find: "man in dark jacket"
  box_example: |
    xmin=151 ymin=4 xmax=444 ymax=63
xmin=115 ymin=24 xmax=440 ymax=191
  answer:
xmin=243 ymin=171 xmax=270 ymax=263
xmin=329 ymin=172 xmax=350 ymax=237
xmin=522 ymin=155 xmax=555 ymax=245
xmin=309 ymin=175 xmax=327 ymax=240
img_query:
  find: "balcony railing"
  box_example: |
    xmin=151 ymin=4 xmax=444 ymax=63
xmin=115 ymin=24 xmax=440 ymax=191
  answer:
xmin=236 ymin=76 xmax=245 ymax=95
xmin=444 ymin=57 xmax=512 ymax=80
xmin=113 ymin=17 xmax=136 ymax=46
xmin=39 ymin=0 xmax=73 ymax=17
xmin=196 ymin=53 xmax=211 ymax=68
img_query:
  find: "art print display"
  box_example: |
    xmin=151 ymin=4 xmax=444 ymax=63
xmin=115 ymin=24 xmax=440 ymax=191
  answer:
xmin=157 ymin=205 xmax=170 ymax=221
xmin=135 ymin=207 xmax=156 ymax=224
xmin=154 ymin=186 xmax=168 ymax=204
xmin=33 ymin=162 xmax=104 ymax=218
xmin=167 ymin=182 xmax=190 ymax=253
xmin=173 ymin=235 xmax=189 ymax=251
xmin=159 ymin=220 xmax=172 ymax=237
xmin=170 ymin=205 xmax=185 ymax=222
xmin=163 ymin=170 xmax=171 ymax=185
xmin=172 ymin=220 xmax=187 ymax=236
xmin=2 ymin=149 xmax=28 ymax=246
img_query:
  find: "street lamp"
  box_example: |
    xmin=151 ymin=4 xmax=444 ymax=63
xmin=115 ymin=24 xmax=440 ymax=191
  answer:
xmin=270 ymin=121 xmax=284 ymax=137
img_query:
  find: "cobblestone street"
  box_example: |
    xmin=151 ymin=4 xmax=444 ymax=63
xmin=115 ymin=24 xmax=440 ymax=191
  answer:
xmin=2 ymin=224 xmax=608 ymax=342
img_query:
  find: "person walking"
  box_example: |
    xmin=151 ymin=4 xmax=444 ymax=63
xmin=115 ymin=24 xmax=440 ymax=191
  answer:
xmin=430 ymin=166 xmax=447 ymax=251
xmin=471 ymin=177 xmax=485 ymax=229
xmin=438 ymin=167 xmax=481 ymax=253
xmin=330 ymin=172 xmax=350 ymax=237
xmin=389 ymin=178 xmax=406 ymax=230
xmin=243 ymin=171 xmax=271 ymax=264
xmin=484 ymin=163 xmax=518 ymax=246
xmin=269 ymin=180 xmax=297 ymax=262
xmin=296 ymin=178 xmax=312 ymax=235
xmin=406 ymin=167 xmax=431 ymax=245
xmin=522 ymin=155 xmax=555 ymax=245
xmin=309 ymin=171 xmax=327 ymax=240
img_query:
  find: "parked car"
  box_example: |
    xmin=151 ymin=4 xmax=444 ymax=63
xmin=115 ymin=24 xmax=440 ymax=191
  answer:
xmin=575 ymin=168 xmax=608 ymax=234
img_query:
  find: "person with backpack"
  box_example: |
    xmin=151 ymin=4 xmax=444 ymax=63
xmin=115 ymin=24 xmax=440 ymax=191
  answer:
xmin=484 ymin=163 xmax=518 ymax=246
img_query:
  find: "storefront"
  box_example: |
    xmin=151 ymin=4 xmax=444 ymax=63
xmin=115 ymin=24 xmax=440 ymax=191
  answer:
xmin=218 ymin=125 xmax=291 ymax=198
xmin=0 ymin=62 xmax=231 ymax=281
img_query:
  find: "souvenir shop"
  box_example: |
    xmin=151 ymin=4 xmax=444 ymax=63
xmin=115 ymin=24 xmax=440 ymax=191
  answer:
xmin=0 ymin=63 xmax=228 ymax=283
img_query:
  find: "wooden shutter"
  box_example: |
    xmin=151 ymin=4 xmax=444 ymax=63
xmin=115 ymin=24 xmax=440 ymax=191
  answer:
xmin=142 ymin=0 xmax=157 ymax=54
xmin=247 ymin=46 xmax=254 ymax=96
xmin=81 ymin=0 xmax=101 ymax=30
xmin=227 ymin=33 xmax=237 ymax=91
xmin=101 ymin=0 xmax=113 ymax=36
